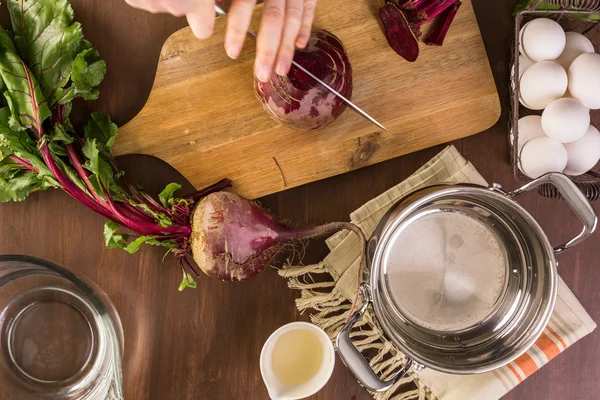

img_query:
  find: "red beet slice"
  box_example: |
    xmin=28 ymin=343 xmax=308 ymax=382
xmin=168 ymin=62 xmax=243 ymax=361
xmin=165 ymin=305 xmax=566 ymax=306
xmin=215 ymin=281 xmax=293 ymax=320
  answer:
xmin=379 ymin=2 xmax=420 ymax=62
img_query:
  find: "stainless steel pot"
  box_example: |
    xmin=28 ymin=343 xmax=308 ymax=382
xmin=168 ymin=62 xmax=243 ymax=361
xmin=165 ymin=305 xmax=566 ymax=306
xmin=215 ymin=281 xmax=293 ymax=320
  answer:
xmin=336 ymin=173 xmax=597 ymax=392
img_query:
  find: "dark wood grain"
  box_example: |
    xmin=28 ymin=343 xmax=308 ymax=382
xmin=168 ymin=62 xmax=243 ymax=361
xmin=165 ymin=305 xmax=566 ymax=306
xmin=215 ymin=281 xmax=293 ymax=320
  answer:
xmin=0 ymin=1 xmax=598 ymax=399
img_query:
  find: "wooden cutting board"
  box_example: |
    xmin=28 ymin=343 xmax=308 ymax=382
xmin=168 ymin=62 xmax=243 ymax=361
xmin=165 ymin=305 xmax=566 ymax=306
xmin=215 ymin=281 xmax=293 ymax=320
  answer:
xmin=114 ymin=0 xmax=500 ymax=199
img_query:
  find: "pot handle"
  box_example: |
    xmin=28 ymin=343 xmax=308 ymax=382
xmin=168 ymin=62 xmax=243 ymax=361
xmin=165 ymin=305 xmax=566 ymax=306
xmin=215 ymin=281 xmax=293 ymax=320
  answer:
xmin=508 ymin=172 xmax=597 ymax=254
xmin=336 ymin=284 xmax=413 ymax=392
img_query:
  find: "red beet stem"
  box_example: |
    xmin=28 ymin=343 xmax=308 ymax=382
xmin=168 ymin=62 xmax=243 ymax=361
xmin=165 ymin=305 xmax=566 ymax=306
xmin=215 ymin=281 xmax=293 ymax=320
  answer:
xmin=8 ymin=155 xmax=37 ymax=172
xmin=414 ymin=0 xmax=457 ymax=27
xmin=423 ymin=1 xmax=462 ymax=46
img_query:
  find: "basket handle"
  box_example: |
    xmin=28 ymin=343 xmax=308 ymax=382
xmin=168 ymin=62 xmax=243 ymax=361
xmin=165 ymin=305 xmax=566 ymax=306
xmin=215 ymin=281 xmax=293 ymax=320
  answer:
xmin=508 ymin=173 xmax=597 ymax=254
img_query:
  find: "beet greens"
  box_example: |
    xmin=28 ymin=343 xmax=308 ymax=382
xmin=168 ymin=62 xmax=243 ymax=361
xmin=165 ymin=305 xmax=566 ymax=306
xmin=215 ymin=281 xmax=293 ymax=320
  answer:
xmin=0 ymin=0 xmax=229 ymax=290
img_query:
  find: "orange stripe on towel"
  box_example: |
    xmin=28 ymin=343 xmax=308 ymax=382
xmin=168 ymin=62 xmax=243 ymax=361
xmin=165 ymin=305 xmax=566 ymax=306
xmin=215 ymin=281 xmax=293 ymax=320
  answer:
xmin=547 ymin=325 xmax=568 ymax=350
xmin=535 ymin=332 xmax=561 ymax=361
xmin=514 ymin=352 xmax=539 ymax=379
xmin=507 ymin=363 xmax=523 ymax=383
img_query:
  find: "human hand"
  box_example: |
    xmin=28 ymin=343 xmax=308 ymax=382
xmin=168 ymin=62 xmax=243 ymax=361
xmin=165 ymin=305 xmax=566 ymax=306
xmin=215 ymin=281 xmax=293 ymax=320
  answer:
xmin=124 ymin=0 xmax=317 ymax=82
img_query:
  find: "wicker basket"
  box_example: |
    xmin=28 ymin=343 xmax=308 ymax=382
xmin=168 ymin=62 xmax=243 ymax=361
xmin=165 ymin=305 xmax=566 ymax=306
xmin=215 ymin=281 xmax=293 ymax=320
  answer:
xmin=510 ymin=0 xmax=600 ymax=200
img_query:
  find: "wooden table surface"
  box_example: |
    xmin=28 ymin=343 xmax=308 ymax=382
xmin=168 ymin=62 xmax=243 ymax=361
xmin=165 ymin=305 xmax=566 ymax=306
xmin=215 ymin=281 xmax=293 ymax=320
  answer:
xmin=0 ymin=1 xmax=598 ymax=399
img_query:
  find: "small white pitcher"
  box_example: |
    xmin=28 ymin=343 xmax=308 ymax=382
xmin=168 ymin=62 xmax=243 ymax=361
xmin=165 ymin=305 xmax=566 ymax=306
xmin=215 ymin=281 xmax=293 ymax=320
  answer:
xmin=260 ymin=322 xmax=335 ymax=400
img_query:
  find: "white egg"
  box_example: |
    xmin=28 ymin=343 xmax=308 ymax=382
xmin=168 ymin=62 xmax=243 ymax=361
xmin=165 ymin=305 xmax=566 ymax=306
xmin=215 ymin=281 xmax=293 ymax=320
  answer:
xmin=520 ymin=137 xmax=567 ymax=178
xmin=564 ymin=125 xmax=600 ymax=176
xmin=541 ymin=98 xmax=590 ymax=143
xmin=512 ymin=115 xmax=546 ymax=153
xmin=555 ymin=32 xmax=595 ymax=70
xmin=519 ymin=61 xmax=568 ymax=110
xmin=519 ymin=18 xmax=566 ymax=62
xmin=569 ymin=53 xmax=600 ymax=110
xmin=513 ymin=54 xmax=534 ymax=80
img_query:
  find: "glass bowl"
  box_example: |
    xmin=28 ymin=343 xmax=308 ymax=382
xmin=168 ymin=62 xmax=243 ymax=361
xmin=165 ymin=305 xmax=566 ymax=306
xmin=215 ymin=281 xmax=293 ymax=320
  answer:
xmin=0 ymin=255 xmax=124 ymax=399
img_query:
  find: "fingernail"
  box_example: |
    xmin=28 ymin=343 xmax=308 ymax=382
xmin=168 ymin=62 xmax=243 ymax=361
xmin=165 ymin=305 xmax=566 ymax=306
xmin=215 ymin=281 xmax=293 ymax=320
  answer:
xmin=296 ymin=37 xmax=307 ymax=49
xmin=226 ymin=43 xmax=239 ymax=59
xmin=256 ymin=64 xmax=270 ymax=82
xmin=275 ymin=58 xmax=290 ymax=76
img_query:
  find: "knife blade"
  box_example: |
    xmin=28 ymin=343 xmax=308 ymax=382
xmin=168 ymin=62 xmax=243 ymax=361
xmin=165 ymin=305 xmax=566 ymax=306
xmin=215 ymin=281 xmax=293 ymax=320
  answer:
xmin=214 ymin=4 xmax=388 ymax=132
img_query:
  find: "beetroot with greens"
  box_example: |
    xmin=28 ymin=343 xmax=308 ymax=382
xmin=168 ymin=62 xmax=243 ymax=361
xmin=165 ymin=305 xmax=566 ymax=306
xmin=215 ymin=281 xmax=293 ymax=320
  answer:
xmin=0 ymin=0 xmax=366 ymax=291
xmin=254 ymin=29 xmax=352 ymax=131
xmin=379 ymin=0 xmax=462 ymax=62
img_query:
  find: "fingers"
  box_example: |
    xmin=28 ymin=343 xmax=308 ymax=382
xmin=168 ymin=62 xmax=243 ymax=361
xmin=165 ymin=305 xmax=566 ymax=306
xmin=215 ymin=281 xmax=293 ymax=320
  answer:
xmin=225 ymin=0 xmax=257 ymax=59
xmin=255 ymin=0 xmax=286 ymax=82
xmin=163 ymin=0 xmax=200 ymax=16
xmin=274 ymin=0 xmax=303 ymax=75
xmin=297 ymin=0 xmax=317 ymax=48
xmin=187 ymin=0 xmax=216 ymax=39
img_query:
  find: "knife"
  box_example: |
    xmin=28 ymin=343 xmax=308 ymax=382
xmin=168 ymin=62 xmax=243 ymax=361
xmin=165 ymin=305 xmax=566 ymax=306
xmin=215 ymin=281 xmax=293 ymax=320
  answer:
xmin=214 ymin=4 xmax=388 ymax=132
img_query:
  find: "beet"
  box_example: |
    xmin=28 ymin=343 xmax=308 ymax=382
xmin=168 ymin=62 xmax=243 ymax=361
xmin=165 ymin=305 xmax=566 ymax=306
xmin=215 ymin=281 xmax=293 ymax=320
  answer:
xmin=379 ymin=0 xmax=460 ymax=61
xmin=191 ymin=192 xmax=365 ymax=282
xmin=254 ymin=29 xmax=353 ymax=131
xmin=379 ymin=2 xmax=420 ymax=62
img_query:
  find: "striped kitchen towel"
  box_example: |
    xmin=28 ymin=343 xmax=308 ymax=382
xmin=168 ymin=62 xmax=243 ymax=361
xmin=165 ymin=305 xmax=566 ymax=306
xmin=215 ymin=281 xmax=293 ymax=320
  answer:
xmin=279 ymin=145 xmax=597 ymax=400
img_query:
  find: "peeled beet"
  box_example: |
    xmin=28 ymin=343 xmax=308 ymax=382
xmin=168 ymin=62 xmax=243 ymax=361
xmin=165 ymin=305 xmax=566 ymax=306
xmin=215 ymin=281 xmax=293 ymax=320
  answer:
xmin=254 ymin=29 xmax=353 ymax=131
xmin=379 ymin=2 xmax=420 ymax=62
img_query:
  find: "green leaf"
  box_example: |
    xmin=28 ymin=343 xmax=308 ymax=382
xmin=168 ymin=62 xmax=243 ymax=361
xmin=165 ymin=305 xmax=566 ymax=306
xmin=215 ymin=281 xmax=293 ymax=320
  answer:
xmin=104 ymin=222 xmax=177 ymax=255
xmin=82 ymin=136 xmax=125 ymax=199
xmin=124 ymin=235 xmax=174 ymax=255
xmin=103 ymin=221 xmax=130 ymax=250
xmin=513 ymin=0 xmax=535 ymax=14
xmin=53 ymin=156 xmax=89 ymax=194
xmin=178 ymin=271 xmax=197 ymax=291
xmin=80 ymin=114 xmax=119 ymax=198
xmin=129 ymin=201 xmax=174 ymax=228
xmin=0 ymin=139 xmax=12 ymax=160
xmin=48 ymin=141 xmax=67 ymax=157
xmin=0 ymin=106 xmax=59 ymax=201
xmin=513 ymin=0 xmax=560 ymax=14
xmin=66 ymin=46 xmax=106 ymax=103
xmin=0 ymin=27 xmax=51 ymax=132
xmin=159 ymin=183 xmax=181 ymax=208
xmin=84 ymin=112 xmax=117 ymax=151
xmin=49 ymin=124 xmax=74 ymax=145
xmin=7 ymin=0 xmax=105 ymax=108
xmin=0 ymin=159 xmax=21 ymax=182
xmin=0 ymin=159 xmax=54 ymax=201
xmin=46 ymin=124 xmax=73 ymax=157
xmin=63 ymin=102 xmax=74 ymax=132
xmin=0 ymin=108 xmax=57 ymax=184
xmin=513 ymin=1 xmax=600 ymax=20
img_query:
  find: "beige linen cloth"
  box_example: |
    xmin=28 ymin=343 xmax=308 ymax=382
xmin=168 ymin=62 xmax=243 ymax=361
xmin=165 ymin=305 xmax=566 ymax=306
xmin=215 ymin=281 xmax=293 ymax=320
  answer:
xmin=278 ymin=146 xmax=597 ymax=400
